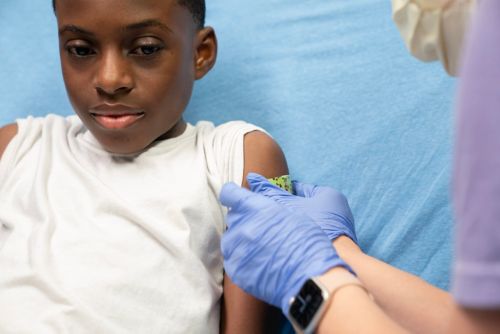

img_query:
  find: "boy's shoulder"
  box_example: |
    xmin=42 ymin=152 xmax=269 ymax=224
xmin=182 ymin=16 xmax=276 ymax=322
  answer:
xmin=207 ymin=121 xmax=277 ymax=151
xmin=0 ymin=114 xmax=81 ymax=160
xmin=16 ymin=114 xmax=80 ymax=134
xmin=196 ymin=120 xmax=284 ymax=166
xmin=190 ymin=120 xmax=268 ymax=154
xmin=194 ymin=120 xmax=266 ymax=138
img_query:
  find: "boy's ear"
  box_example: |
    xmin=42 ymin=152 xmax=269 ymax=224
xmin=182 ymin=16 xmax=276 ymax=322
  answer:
xmin=194 ymin=27 xmax=217 ymax=80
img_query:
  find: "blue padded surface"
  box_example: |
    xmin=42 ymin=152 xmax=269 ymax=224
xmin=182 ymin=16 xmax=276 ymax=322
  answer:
xmin=0 ymin=1 xmax=454 ymax=290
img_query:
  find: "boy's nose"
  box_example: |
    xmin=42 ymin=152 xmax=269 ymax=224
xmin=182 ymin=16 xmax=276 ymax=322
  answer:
xmin=94 ymin=51 xmax=134 ymax=96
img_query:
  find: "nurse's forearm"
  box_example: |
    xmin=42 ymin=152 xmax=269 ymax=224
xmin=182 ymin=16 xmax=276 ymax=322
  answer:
xmin=316 ymin=268 xmax=408 ymax=334
xmin=334 ymin=237 xmax=454 ymax=334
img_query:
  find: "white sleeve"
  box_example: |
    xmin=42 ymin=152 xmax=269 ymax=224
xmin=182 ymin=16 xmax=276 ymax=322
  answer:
xmin=0 ymin=116 xmax=43 ymax=190
xmin=392 ymin=0 xmax=476 ymax=76
xmin=208 ymin=121 xmax=265 ymax=187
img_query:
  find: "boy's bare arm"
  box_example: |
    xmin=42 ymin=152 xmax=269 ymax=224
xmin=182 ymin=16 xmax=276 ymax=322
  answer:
xmin=0 ymin=124 xmax=18 ymax=160
xmin=221 ymin=130 xmax=288 ymax=334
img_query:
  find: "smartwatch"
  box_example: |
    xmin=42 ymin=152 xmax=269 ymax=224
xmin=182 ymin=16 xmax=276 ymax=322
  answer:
xmin=288 ymin=273 xmax=367 ymax=333
xmin=288 ymin=278 xmax=330 ymax=334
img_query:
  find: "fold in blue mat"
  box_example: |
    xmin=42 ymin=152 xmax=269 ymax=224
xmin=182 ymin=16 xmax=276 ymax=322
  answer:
xmin=0 ymin=0 xmax=454 ymax=292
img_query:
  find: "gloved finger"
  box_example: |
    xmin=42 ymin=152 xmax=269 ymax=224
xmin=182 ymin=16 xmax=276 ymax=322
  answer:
xmin=220 ymin=182 xmax=249 ymax=209
xmin=221 ymin=223 xmax=245 ymax=266
xmin=249 ymin=178 xmax=307 ymax=208
xmin=220 ymin=182 xmax=279 ymax=227
xmin=220 ymin=182 xmax=268 ymax=220
xmin=246 ymin=172 xmax=269 ymax=185
xmin=247 ymin=173 xmax=282 ymax=192
xmin=294 ymin=182 xmax=354 ymax=219
xmin=292 ymin=181 xmax=317 ymax=198
xmin=316 ymin=188 xmax=355 ymax=223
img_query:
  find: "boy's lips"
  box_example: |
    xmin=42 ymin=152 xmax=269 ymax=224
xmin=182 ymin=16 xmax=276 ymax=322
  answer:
xmin=89 ymin=104 xmax=145 ymax=130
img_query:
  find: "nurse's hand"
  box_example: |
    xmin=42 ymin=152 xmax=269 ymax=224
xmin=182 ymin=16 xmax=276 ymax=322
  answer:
xmin=246 ymin=173 xmax=357 ymax=243
xmin=220 ymin=183 xmax=352 ymax=315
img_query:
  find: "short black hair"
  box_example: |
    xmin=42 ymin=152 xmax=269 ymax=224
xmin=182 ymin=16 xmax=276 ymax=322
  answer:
xmin=52 ymin=0 xmax=205 ymax=28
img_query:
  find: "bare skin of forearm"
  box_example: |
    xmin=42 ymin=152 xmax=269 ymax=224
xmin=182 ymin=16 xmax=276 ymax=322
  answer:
xmin=221 ymin=277 xmax=283 ymax=334
xmin=333 ymin=236 xmax=454 ymax=334
xmin=317 ymin=268 xmax=408 ymax=334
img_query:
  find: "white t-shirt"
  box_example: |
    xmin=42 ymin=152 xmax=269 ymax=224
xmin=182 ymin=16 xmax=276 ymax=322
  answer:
xmin=0 ymin=114 xmax=261 ymax=334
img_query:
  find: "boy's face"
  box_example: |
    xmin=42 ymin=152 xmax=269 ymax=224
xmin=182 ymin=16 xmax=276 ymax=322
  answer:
xmin=56 ymin=0 xmax=215 ymax=154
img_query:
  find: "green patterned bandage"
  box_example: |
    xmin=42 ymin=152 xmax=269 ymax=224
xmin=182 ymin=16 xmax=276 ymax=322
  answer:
xmin=268 ymin=175 xmax=293 ymax=194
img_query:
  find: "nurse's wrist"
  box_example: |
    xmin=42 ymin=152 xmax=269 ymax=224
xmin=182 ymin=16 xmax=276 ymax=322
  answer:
xmin=333 ymin=235 xmax=361 ymax=258
xmin=316 ymin=267 xmax=359 ymax=288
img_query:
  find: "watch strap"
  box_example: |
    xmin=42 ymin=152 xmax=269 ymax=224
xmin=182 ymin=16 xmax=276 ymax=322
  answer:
xmin=289 ymin=270 xmax=371 ymax=334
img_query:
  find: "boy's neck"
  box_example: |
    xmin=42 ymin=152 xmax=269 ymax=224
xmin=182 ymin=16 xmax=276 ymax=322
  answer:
xmin=155 ymin=119 xmax=187 ymax=142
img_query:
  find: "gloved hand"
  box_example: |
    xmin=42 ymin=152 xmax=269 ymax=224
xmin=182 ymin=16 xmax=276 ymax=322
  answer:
xmin=247 ymin=173 xmax=357 ymax=243
xmin=220 ymin=182 xmax=353 ymax=315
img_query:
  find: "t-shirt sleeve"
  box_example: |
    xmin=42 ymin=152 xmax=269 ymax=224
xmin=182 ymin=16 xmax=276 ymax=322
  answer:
xmin=0 ymin=116 xmax=44 ymax=190
xmin=207 ymin=121 xmax=265 ymax=188
xmin=452 ymin=0 xmax=500 ymax=308
xmin=0 ymin=115 xmax=76 ymax=193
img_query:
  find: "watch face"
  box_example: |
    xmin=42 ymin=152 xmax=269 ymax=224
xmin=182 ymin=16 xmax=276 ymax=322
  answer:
xmin=289 ymin=279 xmax=325 ymax=329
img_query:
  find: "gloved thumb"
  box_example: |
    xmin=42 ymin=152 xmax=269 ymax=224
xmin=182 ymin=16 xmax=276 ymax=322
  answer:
xmin=292 ymin=181 xmax=317 ymax=198
xmin=220 ymin=182 xmax=253 ymax=209
xmin=246 ymin=172 xmax=281 ymax=193
xmin=220 ymin=182 xmax=277 ymax=228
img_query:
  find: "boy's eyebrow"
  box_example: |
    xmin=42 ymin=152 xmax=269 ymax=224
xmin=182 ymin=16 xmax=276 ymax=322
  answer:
xmin=59 ymin=25 xmax=95 ymax=37
xmin=125 ymin=19 xmax=173 ymax=33
xmin=58 ymin=20 xmax=172 ymax=37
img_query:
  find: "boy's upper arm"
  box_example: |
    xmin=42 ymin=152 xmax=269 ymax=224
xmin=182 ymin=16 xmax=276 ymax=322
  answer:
xmin=241 ymin=130 xmax=289 ymax=187
xmin=0 ymin=124 xmax=18 ymax=160
xmin=221 ymin=130 xmax=288 ymax=334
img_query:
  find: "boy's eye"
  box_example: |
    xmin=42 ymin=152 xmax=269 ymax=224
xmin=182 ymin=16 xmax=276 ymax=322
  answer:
xmin=131 ymin=45 xmax=164 ymax=56
xmin=66 ymin=46 xmax=96 ymax=57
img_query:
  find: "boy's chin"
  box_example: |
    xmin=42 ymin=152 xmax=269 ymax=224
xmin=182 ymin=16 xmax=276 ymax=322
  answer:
xmin=80 ymin=114 xmax=187 ymax=155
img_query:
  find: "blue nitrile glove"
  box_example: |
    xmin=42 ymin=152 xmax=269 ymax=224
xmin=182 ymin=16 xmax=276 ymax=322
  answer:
xmin=220 ymin=182 xmax=353 ymax=315
xmin=247 ymin=173 xmax=357 ymax=243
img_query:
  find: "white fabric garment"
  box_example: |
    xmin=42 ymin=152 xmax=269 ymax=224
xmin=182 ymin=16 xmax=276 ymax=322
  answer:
xmin=392 ymin=0 xmax=476 ymax=76
xmin=0 ymin=114 xmax=261 ymax=334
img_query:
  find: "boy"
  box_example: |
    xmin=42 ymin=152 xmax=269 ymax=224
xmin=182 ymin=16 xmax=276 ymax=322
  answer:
xmin=0 ymin=0 xmax=286 ymax=333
